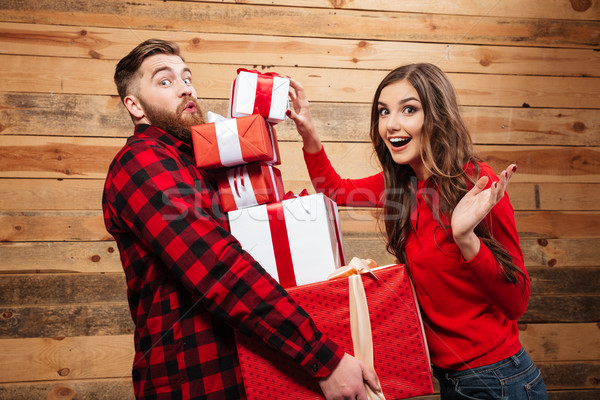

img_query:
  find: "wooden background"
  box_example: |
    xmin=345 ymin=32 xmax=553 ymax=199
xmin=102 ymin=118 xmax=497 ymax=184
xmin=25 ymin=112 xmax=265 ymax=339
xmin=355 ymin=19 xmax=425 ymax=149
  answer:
xmin=0 ymin=0 xmax=598 ymax=399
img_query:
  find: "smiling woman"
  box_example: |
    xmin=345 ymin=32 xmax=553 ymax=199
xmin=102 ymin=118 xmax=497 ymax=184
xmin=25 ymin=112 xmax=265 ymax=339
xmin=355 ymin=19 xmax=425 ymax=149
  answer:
xmin=286 ymin=63 xmax=549 ymax=400
xmin=376 ymin=80 xmax=424 ymax=180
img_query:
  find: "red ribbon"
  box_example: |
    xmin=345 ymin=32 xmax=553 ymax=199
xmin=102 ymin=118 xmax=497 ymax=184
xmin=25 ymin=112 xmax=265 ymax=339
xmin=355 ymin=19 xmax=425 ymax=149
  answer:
xmin=282 ymin=189 xmax=309 ymax=200
xmin=236 ymin=68 xmax=281 ymax=78
xmin=330 ymin=200 xmax=346 ymax=266
xmin=266 ymin=202 xmax=297 ymax=288
xmin=231 ymin=69 xmax=281 ymax=120
xmin=255 ymin=74 xmax=274 ymax=117
xmin=265 ymin=191 xmax=345 ymax=288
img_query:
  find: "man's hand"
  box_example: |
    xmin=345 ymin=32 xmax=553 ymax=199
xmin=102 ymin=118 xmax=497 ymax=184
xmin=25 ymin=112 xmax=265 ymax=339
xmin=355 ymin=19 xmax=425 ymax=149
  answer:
xmin=318 ymin=353 xmax=382 ymax=400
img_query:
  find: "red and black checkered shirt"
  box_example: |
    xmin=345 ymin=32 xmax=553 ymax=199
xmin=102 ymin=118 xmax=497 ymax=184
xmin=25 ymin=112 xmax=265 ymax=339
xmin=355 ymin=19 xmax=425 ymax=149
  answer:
xmin=103 ymin=125 xmax=343 ymax=399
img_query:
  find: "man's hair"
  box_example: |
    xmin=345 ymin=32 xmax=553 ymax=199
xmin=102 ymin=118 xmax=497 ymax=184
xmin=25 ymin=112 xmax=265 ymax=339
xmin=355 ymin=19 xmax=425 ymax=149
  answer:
xmin=114 ymin=39 xmax=182 ymax=101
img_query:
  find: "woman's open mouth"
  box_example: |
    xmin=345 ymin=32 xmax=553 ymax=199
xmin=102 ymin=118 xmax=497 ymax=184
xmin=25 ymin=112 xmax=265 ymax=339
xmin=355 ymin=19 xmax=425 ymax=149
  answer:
xmin=389 ymin=137 xmax=411 ymax=149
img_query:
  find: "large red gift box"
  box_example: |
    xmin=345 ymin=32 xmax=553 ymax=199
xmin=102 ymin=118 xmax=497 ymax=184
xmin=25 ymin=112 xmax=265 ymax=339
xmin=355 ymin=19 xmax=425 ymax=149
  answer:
xmin=191 ymin=114 xmax=280 ymax=170
xmin=235 ymin=264 xmax=434 ymax=399
xmin=216 ymin=163 xmax=285 ymax=212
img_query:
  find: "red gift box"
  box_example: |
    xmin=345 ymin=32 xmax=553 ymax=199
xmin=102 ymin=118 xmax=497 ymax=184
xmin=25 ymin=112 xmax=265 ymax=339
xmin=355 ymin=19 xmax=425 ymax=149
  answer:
xmin=191 ymin=114 xmax=281 ymax=170
xmin=216 ymin=163 xmax=285 ymax=212
xmin=235 ymin=264 xmax=433 ymax=399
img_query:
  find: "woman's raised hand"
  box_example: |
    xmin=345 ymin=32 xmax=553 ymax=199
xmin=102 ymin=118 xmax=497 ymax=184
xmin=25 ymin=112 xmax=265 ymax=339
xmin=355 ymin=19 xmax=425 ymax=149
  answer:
xmin=286 ymin=77 xmax=322 ymax=153
xmin=451 ymin=164 xmax=517 ymax=261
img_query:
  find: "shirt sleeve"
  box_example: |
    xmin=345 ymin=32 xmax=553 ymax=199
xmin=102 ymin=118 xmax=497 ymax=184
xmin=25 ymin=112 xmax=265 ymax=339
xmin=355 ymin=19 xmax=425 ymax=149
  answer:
xmin=105 ymin=139 xmax=344 ymax=378
xmin=464 ymin=164 xmax=531 ymax=320
xmin=303 ymin=145 xmax=385 ymax=207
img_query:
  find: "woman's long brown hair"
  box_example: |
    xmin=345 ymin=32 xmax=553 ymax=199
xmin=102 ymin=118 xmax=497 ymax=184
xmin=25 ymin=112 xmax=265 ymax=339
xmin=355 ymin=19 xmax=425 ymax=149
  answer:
xmin=370 ymin=63 xmax=525 ymax=285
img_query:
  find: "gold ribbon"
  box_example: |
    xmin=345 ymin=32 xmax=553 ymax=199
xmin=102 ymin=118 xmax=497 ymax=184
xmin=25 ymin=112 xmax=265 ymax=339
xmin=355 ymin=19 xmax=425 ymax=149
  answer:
xmin=328 ymin=257 xmax=386 ymax=400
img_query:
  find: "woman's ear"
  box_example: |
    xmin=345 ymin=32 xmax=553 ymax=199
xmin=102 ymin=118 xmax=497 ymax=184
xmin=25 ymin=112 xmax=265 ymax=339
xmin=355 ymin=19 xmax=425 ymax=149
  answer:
xmin=124 ymin=95 xmax=145 ymax=120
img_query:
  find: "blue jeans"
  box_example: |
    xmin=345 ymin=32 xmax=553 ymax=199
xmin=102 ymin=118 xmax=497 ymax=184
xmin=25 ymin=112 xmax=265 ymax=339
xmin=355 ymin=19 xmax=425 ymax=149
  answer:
xmin=432 ymin=348 xmax=548 ymax=400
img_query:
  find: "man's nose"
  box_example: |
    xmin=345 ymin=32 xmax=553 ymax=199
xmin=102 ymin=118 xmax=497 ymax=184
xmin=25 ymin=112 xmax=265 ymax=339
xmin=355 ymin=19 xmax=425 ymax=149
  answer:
xmin=177 ymin=79 xmax=193 ymax=97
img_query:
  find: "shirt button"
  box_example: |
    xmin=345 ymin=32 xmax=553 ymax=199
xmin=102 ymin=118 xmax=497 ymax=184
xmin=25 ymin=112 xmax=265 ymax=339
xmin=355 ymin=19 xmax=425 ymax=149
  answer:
xmin=312 ymin=364 xmax=319 ymax=372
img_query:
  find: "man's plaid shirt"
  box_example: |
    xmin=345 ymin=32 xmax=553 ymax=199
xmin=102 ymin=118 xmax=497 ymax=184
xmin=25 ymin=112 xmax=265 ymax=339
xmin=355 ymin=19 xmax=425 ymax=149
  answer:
xmin=102 ymin=125 xmax=343 ymax=399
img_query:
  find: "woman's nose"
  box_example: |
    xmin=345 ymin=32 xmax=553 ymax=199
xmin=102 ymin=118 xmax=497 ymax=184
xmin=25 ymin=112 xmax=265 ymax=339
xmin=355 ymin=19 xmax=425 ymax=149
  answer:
xmin=386 ymin=112 xmax=402 ymax=131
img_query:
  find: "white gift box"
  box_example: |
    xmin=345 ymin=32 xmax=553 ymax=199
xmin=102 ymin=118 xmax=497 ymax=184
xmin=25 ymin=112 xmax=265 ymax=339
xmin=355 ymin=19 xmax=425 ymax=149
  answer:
xmin=228 ymin=193 xmax=346 ymax=288
xmin=228 ymin=69 xmax=290 ymax=123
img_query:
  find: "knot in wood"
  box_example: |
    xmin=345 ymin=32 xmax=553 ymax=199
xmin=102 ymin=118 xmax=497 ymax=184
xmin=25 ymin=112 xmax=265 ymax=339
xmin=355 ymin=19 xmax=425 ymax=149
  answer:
xmin=572 ymin=122 xmax=586 ymax=132
xmin=570 ymin=0 xmax=592 ymax=12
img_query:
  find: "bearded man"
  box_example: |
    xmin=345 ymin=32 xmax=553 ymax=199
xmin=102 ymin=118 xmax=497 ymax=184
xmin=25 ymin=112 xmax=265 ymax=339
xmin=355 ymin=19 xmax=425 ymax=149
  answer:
xmin=103 ymin=39 xmax=379 ymax=400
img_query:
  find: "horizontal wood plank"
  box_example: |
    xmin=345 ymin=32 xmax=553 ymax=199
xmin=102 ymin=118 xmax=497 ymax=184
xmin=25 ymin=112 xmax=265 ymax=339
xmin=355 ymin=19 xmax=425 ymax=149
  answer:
xmin=1 ymin=1 xmax=598 ymax=48
xmin=0 ymin=211 xmax=112 ymax=242
xmin=0 ymin=210 xmax=598 ymax=242
xmin=1 ymin=268 xmax=596 ymax=307
xmin=2 ymin=55 xmax=599 ymax=108
xmin=519 ymin=323 xmax=600 ymax=362
xmin=0 ymin=295 xmax=596 ymax=339
xmin=1 ymin=22 xmax=598 ymax=77
xmin=0 ymin=241 xmax=122 ymax=273
xmin=0 ymin=378 xmax=134 ymax=400
xmin=0 ymin=381 xmax=598 ymax=400
xmin=528 ymin=267 xmax=600 ymax=295
xmin=0 ymin=304 xmax=133 ymax=338
xmin=0 ymin=335 xmax=133 ymax=383
xmin=0 ymin=273 xmax=127 ymax=306
xmin=196 ymin=0 xmax=600 ymax=20
xmin=1 ymin=237 xmax=597 ymax=274
xmin=1 ymin=137 xmax=599 ymax=183
xmin=2 ymin=178 xmax=598 ymax=212
xmin=525 ymin=295 xmax=599 ymax=323
xmin=521 ymin=238 xmax=600 ymax=268
xmin=0 ymin=332 xmax=598 ymax=387
xmin=2 ymin=93 xmax=599 ymax=147
xmin=538 ymin=361 xmax=600 ymax=390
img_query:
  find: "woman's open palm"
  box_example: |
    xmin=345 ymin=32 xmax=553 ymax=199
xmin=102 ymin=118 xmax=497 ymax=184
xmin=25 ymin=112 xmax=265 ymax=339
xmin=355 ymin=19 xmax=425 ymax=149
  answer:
xmin=451 ymin=164 xmax=516 ymax=239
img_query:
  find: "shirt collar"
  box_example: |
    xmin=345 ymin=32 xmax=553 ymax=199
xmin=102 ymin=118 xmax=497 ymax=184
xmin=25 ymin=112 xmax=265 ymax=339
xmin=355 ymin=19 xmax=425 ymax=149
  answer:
xmin=133 ymin=124 xmax=194 ymax=155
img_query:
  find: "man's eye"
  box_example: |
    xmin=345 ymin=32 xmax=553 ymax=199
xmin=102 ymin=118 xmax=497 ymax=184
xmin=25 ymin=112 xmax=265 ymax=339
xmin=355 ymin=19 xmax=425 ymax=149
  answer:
xmin=183 ymin=78 xmax=192 ymax=85
xmin=160 ymin=79 xmax=171 ymax=86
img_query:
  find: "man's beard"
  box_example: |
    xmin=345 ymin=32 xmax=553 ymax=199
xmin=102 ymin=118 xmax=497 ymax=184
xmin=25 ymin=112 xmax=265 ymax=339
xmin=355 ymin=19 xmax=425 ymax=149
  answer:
xmin=140 ymin=96 xmax=205 ymax=144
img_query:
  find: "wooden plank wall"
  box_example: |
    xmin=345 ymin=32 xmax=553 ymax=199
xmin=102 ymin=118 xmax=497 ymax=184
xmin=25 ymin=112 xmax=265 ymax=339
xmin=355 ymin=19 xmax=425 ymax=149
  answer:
xmin=0 ymin=0 xmax=598 ymax=399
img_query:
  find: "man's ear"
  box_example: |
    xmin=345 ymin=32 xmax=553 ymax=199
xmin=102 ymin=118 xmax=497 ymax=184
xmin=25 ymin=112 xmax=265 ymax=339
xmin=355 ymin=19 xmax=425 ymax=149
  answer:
xmin=124 ymin=94 xmax=145 ymax=120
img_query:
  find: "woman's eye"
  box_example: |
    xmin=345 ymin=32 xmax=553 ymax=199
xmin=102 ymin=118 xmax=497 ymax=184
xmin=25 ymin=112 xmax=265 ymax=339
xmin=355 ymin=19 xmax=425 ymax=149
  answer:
xmin=403 ymin=106 xmax=417 ymax=114
xmin=379 ymin=108 xmax=389 ymax=116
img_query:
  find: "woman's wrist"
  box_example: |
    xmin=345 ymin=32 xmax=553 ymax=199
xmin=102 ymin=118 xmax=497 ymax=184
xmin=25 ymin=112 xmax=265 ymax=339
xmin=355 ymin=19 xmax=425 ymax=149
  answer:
xmin=302 ymin=136 xmax=322 ymax=154
xmin=453 ymin=231 xmax=481 ymax=261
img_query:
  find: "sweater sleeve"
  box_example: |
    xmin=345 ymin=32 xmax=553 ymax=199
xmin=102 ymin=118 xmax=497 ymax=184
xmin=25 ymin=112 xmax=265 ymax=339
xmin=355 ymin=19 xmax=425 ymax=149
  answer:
xmin=464 ymin=164 xmax=531 ymax=320
xmin=303 ymin=145 xmax=385 ymax=207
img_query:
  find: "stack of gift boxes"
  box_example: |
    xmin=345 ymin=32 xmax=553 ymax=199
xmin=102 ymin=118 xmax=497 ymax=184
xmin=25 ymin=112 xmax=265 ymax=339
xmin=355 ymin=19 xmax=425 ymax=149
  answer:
xmin=191 ymin=69 xmax=433 ymax=399
xmin=191 ymin=68 xmax=346 ymax=286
